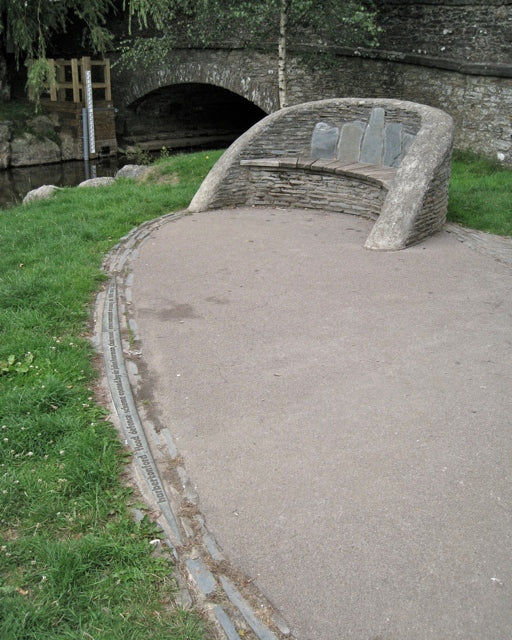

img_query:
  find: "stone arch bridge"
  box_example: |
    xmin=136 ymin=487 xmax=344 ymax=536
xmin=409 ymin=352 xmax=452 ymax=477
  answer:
xmin=111 ymin=46 xmax=512 ymax=163
xmin=112 ymin=49 xmax=280 ymax=152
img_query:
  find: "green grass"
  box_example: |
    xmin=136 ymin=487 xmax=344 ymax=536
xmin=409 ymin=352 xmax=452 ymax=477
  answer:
xmin=0 ymin=149 xmax=223 ymax=640
xmin=0 ymin=144 xmax=510 ymax=638
xmin=448 ymin=150 xmax=512 ymax=237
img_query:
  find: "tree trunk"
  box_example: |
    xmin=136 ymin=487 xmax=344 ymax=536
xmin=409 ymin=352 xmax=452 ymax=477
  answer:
xmin=0 ymin=53 xmax=11 ymax=102
xmin=278 ymin=0 xmax=289 ymax=109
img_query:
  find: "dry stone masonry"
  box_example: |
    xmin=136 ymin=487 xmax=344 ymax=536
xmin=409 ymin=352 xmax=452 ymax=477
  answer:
xmin=374 ymin=0 xmax=512 ymax=66
xmin=189 ymin=98 xmax=454 ymax=251
xmin=112 ymin=0 xmax=512 ymax=165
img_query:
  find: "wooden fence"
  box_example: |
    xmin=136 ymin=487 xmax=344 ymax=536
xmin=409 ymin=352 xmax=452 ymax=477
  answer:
xmin=40 ymin=57 xmax=117 ymax=159
xmin=47 ymin=57 xmax=111 ymax=104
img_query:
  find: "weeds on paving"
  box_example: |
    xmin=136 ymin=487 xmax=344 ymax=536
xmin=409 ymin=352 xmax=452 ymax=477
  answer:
xmin=0 ymin=150 xmax=223 ymax=640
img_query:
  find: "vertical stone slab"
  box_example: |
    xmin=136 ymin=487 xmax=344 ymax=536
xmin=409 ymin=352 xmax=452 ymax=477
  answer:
xmin=383 ymin=122 xmax=403 ymax=167
xmin=337 ymin=121 xmax=365 ymax=163
xmin=360 ymin=107 xmax=385 ymax=165
xmin=310 ymin=122 xmax=340 ymax=159
xmin=402 ymin=132 xmax=415 ymax=158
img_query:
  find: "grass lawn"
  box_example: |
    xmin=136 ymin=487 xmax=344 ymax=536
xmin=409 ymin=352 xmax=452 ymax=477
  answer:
xmin=0 ymin=147 xmax=510 ymax=639
xmin=0 ymin=150 xmax=223 ymax=640
xmin=447 ymin=150 xmax=512 ymax=237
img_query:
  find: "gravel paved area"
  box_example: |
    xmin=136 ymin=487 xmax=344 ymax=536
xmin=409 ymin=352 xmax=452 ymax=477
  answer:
xmin=128 ymin=208 xmax=512 ymax=640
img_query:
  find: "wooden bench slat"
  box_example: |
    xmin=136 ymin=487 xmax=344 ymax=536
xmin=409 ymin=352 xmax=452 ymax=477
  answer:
xmin=241 ymin=156 xmax=397 ymax=190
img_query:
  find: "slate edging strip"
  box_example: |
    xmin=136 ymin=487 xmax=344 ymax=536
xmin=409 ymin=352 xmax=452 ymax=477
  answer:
xmin=96 ymin=211 xmax=292 ymax=640
xmin=101 ymin=278 xmax=184 ymax=548
xmin=96 ymin=210 xmax=512 ymax=640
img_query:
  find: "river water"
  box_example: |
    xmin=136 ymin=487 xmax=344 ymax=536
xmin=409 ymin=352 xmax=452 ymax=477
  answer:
xmin=0 ymin=157 xmax=127 ymax=209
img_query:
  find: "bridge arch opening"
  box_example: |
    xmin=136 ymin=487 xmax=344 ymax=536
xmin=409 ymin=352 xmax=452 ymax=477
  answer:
xmin=118 ymin=82 xmax=268 ymax=153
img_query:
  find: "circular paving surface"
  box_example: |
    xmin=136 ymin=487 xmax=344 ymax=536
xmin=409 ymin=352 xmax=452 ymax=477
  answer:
xmin=130 ymin=208 xmax=512 ymax=640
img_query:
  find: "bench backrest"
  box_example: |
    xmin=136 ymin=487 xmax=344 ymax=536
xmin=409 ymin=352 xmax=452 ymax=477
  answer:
xmin=311 ymin=107 xmax=415 ymax=168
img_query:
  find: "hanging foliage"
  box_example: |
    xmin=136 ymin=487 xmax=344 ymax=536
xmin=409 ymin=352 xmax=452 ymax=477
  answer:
xmin=0 ymin=0 xmax=380 ymax=110
xmin=118 ymin=0 xmax=380 ymax=108
xmin=25 ymin=57 xmax=56 ymax=112
xmin=0 ymin=0 xmax=116 ymax=62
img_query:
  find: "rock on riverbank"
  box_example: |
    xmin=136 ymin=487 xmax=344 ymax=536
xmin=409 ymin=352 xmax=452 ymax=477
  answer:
xmin=21 ymin=164 xmax=148 ymax=204
xmin=0 ymin=114 xmax=79 ymax=169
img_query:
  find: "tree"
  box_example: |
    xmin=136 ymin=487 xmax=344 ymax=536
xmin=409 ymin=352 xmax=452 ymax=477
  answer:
xmin=274 ymin=0 xmax=380 ymax=107
xmin=233 ymin=0 xmax=380 ymax=107
xmin=0 ymin=0 xmax=115 ymax=61
xmin=0 ymin=0 xmax=379 ymax=109
xmin=120 ymin=0 xmax=380 ymax=109
xmin=0 ymin=0 xmax=116 ymax=102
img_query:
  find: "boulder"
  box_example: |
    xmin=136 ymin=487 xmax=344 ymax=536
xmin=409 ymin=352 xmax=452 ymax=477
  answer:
xmin=10 ymin=133 xmax=61 ymax=167
xmin=78 ymin=176 xmax=116 ymax=188
xmin=22 ymin=184 xmax=59 ymax=205
xmin=0 ymin=121 xmax=11 ymax=142
xmin=47 ymin=112 xmax=60 ymax=127
xmin=115 ymin=164 xmax=151 ymax=180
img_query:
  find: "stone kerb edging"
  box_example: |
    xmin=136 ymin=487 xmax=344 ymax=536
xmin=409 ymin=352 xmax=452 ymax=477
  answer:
xmin=96 ymin=214 xmax=292 ymax=640
xmin=189 ymin=98 xmax=454 ymax=251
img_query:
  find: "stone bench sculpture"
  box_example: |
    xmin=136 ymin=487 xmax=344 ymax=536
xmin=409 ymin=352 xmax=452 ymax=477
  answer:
xmin=189 ymin=98 xmax=454 ymax=250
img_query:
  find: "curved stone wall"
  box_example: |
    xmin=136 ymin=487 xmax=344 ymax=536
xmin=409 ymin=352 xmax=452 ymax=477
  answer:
xmin=189 ymin=98 xmax=454 ymax=251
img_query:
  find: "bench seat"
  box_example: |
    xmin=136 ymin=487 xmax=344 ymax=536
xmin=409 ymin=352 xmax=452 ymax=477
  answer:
xmin=240 ymin=157 xmax=397 ymax=190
